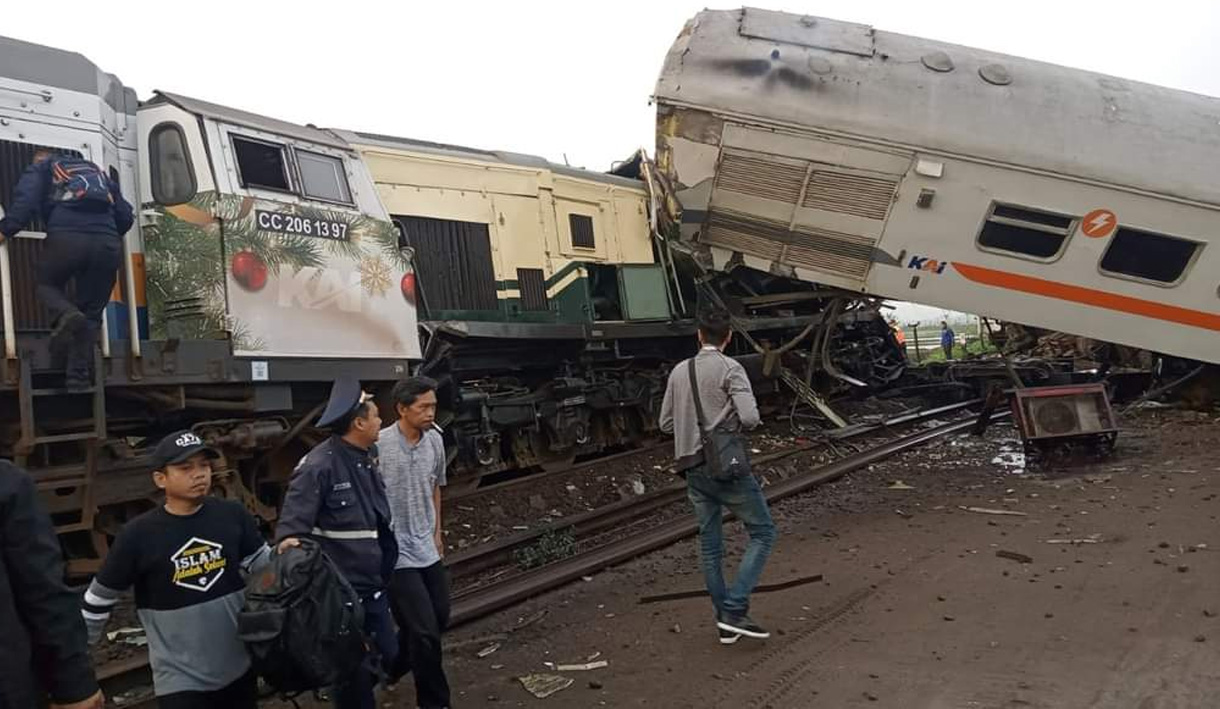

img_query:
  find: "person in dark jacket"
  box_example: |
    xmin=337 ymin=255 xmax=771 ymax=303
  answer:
xmin=0 ymin=149 xmax=134 ymax=390
xmin=277 ymin=377 xmax=398 ymax=709
xmin=0 ymin=460 xmax=103 ymax=709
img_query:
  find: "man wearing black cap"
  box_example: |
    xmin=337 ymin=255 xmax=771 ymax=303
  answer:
xmin=80 ymin=430 xmax=272 ymax=707
xmin=276 ymin=376 xmax=398 ymax=709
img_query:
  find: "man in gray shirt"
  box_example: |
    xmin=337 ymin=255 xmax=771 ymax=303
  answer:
xmin=379 ymin=377 xmax=451 ymax=709
xmin=660 ymin=310 xmax=776 ymax=645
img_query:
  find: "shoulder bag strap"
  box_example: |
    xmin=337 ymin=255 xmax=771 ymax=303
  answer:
xmin=687 ymin=357 xmax=708 ymax=433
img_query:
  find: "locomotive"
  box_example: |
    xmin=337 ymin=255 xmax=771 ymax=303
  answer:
xmin=0 ymin=34 xmax=903 ymax=570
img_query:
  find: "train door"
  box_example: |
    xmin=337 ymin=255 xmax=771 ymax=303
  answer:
xmin=137 ymin=101 xmax=223 ymax=343
xmin=704 ymin=124 xmax=912 ymax=291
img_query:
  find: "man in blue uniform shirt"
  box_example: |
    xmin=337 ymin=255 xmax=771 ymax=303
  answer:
xmin=277 ymin=376 xmax=398 ymax=709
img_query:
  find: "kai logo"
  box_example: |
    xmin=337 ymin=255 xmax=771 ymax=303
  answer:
xmin=170 ymin=537 xmax=227 ymax=592
xmin=278 ymin=267 xmax=364 ymax=313
xmin=907 ymin=255 xmax=949 ymax=275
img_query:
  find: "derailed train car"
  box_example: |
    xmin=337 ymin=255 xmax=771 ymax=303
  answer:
xmin=0 ymin=34 xmax=904 ymax=568
xmin=344 ymin=132 xmax=905 ymax=484
xmin=655 ymin=8 xmax=1220 ymax=366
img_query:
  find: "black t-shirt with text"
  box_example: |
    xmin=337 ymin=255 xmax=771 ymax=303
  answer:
xmin=97 ymin=498 xmax=263 ymax=610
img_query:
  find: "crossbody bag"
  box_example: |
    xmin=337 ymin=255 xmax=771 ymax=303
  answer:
xmin=687 ymin=357 xmax=752 ymax=481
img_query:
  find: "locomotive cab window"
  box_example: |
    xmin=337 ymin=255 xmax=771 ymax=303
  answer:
xmin=977 ymin=203 xmax=1074 ymax=260
xmin=569 ymin=213 xmax=596 ymax=249
xmin=1099 ymin=227 xmax=1199 ymax=285
xmin=149 ymin=123 xmax=196 ymax=205
xmin=297 ymin=150 xmax=352 ymax=204
xmin=232 ymin=135 xmax=290 ymax=192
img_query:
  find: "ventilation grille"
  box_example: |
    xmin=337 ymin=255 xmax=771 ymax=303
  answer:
xmin=802 ymin=171 xmax=898 ymax=220
xmin=517 ymin=268 xmax=548 ymax=312
xmin=716 ymin=151 xmax=806 ymax=205
xmin=702 ymin=211 xmax=785 ymax=262
xmin=702 ymin=210 xmax=876 ymax=280
xmin=786 ymin=227 xmax=877 ymax=279
xmin=397 ymin=214 xmax=498 ymax=312
xmin=569 ymin=214 xmax=596 ymax=249
xmin=716 ymin=149 xmax=899 ymax=222
xmin=0 ymin=236 xmax=59 ymax=333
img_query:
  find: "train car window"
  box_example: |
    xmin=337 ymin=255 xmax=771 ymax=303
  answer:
xmin=0 ymin=141 xmax=84 ymax=232
xmin=977 ymin=203 xmax=1074 ymax=260
xmin=149 ymin=123 xmax=197 ymax=205
xmin=1100 ymin=227 xmax=1199 ymax=285
xmin=517 ymin=268 xmax=549 ymax=311
xmin=232 ymin=135 xmax=291 ymax=192
xmin=297 ymin=150 xmax=352 ymax=204
xmin=570 ymin=214 xmax=596 ymax=249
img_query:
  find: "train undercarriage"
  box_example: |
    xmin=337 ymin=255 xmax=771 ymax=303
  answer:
xmin=3 ymin=268 xmax=907 ymax=574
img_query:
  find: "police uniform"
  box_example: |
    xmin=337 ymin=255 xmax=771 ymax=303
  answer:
xmin=277 ymin=377 xmax=397 ymax=709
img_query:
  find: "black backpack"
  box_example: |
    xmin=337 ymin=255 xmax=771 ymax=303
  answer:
xmin=238 ymin=538 xmax=367 ymax=695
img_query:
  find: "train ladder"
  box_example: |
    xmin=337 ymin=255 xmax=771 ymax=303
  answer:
xmin=17 ymin=349 xmax=107 ymax=568
xmin=778 ymin=366 xmax=848 ymax=428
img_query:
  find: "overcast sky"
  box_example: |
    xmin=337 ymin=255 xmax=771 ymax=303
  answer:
xmin=6 ymin=0 xmax=1217 ymax=172
xmin=6 ymin=0 xmax=1216 ymax=324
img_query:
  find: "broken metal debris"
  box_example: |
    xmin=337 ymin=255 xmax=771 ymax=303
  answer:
xmin=961 ymin=506 xmax=1029 ymax=517
xmin=1045 ymin=535 xmax=1103 ymax=544
xmin=545 ymin=660 xmax=610 ymax=672
xmin=996 ymin=550 xmax=1034 ymax=564
xmin=518 ymin=673 xmax=574 ymax=699
xmin=477 ymin=643 xmax=502 ymax=658
xmin=106 ymin=627 xmax=147 ymax=647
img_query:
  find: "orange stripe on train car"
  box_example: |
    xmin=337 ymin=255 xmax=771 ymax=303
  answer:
xmin=951 ymin=262 xmax=1220 ymax=332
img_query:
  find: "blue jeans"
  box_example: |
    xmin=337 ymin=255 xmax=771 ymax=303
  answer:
xmin=333 ymin=592 xmax=398 ymax=709
xmin=685 ymin=467 xmax=776 ymax=617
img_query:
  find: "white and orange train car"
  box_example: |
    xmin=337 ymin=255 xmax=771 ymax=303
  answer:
xmin=655 ymin=8 xmax=1220 ymax=365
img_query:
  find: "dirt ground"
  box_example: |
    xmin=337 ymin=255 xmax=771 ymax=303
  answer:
xmin=407 ymin=407 xmax=1220 ymax=708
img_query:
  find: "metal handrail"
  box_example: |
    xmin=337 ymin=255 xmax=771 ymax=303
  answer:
xmin=0 ymin=237 xmax=15 ymax=360
xmin=123 ymin=236 xmax=141 ymax=357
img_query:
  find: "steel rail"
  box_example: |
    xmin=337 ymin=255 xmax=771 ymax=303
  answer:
xmin=447 ymin=399 xmax=980 ymax=580
xmin=450 ymin=408 xmax=1003 ymax=626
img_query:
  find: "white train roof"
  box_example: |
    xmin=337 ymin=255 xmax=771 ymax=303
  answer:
xmin=0 ymin=35 xmax=137 ymax=116
xmin=655 ymin=8 xmax=1220 ymax=207
xmin=149 ymin=91 xmax=351 ymax=150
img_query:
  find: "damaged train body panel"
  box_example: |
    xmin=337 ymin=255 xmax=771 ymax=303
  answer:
xmin=655 ymin=8 xmax=1220 ymax=366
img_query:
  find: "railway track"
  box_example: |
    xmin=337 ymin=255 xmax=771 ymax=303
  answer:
xmin=446 ymin=440 xmax=672 ymax=502
xmin=445 ymin=399 xmax=981 ymax=582
xmin=96 ymin=399 xmax=995 ymax=703
xmin=447 ymin=403 xmax=1001 ymax=626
